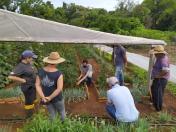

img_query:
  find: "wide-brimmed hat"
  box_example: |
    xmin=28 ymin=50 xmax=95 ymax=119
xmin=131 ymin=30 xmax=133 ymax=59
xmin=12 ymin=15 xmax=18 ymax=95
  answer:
xmin=43 ymin=52 xmax=65 ymax=64
xmin=106 ymin=77 xmax=119 ymax=86
xmin=152 ymin=45 xmax=167 ymax=54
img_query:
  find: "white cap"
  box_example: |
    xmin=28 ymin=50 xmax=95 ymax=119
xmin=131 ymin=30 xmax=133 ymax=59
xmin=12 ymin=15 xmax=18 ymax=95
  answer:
xmin=106 ymin=77 xmax=119 ymax=86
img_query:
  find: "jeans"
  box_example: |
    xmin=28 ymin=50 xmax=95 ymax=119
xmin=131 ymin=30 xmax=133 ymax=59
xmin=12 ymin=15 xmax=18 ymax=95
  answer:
xmin=115 ymin=66 xmax=124 ymax=86
xmin=46 ymin=99 xmax=66 ymax=121
xmin=106 ymin=104 xmax=116 ymax=120
xmin=151 ymin=78 xmax=167 ymax=111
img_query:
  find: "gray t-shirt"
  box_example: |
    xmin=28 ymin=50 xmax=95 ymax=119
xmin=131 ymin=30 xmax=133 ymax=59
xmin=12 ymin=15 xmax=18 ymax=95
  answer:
xmin=80 ymin=64 xmax=93 ymax=78
xmin=10 ymin=62 xmax=37 ymax=91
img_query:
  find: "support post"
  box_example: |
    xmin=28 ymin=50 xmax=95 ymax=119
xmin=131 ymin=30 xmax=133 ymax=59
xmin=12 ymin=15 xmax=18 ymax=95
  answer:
xmin=147 ymin=46 xmax=155 ymax=99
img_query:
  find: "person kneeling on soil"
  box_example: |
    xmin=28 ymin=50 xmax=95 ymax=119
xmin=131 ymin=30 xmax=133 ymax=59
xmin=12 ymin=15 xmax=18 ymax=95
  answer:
xmin=106 ymin=77 xmax=139 ymax=122
xmin=35 ymin=52 xmax=66 ymax=121
xmin=76 ymin=59 xmax=93 ymax=98
xmin=8 ymin=50 xmax=38 ymax=118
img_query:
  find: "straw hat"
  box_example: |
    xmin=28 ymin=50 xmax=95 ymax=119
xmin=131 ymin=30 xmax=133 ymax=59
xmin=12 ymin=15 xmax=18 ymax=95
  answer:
xmin=106 ymin=77 xmax=119 ymax=86
xmin=43 ymin=52 xmax=65 ymax=64
xmin=152 ymin=45 xmax=167 ymax=54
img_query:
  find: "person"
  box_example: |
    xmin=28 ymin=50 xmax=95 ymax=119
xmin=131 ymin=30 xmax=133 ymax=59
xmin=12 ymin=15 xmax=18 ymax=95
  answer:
xmin=35 ymin=52 xmax=66 ymax=121
xmin=8 ymin=50 xmax=38 ymax=118
xmin=106 ymin=77 xmax=139 ymax=122
xmin=151 ymin=45 xmax=170 ymax=111
xmin=76 ymin=59 xmax=93 ymax=98
xmin=112 ymin=45 xmax=127 ymax=86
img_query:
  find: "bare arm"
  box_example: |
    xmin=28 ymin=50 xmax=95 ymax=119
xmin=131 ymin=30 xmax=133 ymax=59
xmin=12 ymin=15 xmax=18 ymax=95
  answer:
xmin=35 ymin=76 xmax=45 ymax=98
xmin=47 ymin=75 xmax=63 ymax=100
xmin=8 ymin=75 xmax=26 ymax=83
xmin=78 ymin=72 xmax=88 ymax=84
xmin=77 ymin=73 xmax=83 ymax=80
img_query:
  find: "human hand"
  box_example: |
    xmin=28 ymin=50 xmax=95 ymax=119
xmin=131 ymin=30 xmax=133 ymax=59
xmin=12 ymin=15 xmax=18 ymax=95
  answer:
xmin=22 ymin=79 xmax=26 ymax=83
xmin=45 ymin=97 xmax=51 ymax=102
xmin=42 ymin=97 xmax=47 ymax=103
xmin=76 ymin=81 xmax=81 ymax=86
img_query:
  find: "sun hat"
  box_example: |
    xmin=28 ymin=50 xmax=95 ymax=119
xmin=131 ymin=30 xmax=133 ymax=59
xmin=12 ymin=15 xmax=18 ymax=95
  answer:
xmin=106 ymin=77 xmax=119 ymax=86
xmin=22 ymin=50 xmax=37 ymax=59
xmin=152 ymin=45 xmax=167 ymax=54
xmin=43 ymin=52 xmax=65 ymax=64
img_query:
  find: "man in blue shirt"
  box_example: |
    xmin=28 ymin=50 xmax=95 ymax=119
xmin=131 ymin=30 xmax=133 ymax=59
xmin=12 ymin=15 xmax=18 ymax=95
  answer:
xmin=106 ymin=77 xmax=139 ymax=122
xmin=112 ymin=45 xmax=127 ymax=86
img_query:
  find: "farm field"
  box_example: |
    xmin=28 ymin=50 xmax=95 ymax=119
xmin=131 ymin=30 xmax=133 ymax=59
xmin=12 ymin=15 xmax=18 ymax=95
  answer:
xmin=0 ymin=43 xmax=176 ymax=132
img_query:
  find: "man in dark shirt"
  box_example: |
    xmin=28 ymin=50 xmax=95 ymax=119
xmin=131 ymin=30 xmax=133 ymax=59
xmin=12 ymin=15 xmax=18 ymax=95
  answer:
xmin=112 ymin=45 xmax=127 ymax=86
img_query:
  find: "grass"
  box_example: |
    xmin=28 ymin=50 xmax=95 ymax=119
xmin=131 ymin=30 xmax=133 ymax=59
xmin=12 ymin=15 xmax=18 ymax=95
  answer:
xmin=158 ymin=112 xmax=172 ymax=123
xmin=21 ymin=111 xmax=155 ymax=132
xmin=63 ymin=87 xmax=86 ymax=103
xmin=98 ymin=88 xmax=107 ymax=98
xmin=0 ymin=86 xmax=22 ymax=99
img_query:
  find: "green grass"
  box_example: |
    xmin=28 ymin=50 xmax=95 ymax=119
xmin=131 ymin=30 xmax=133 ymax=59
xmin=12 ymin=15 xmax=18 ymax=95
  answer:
xmin=21 ymin=111 xmax=155 ymax=132
xmin=158 ymin=112 xmax=172 ymax=123
xmin=98 ymin=88 xmax=107 ymax=97
xmin=168 ymin=82 xmax=176 ymax=96
xmin=63 ymin=87 xmax=86 ymax=103
xmin=0 ymin=87 xmax=22 ymax=99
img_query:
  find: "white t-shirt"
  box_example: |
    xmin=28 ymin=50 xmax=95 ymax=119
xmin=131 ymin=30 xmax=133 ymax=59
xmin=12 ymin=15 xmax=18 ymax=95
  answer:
xmin=107 ymin=84 xmax=139 ymax=122
xmin=80 ymin=64 xmax=93 ymax=78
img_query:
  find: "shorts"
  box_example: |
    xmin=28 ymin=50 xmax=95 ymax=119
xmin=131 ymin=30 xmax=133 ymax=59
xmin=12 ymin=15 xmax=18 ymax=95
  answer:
xmin=81 ymin=77 xmax=92 ymax=86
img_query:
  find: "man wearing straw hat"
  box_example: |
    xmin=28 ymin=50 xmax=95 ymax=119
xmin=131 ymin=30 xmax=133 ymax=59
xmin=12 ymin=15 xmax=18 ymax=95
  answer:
xmin=106 ymin=77 xmax=139 ymax=122
xmin=151 ymin=45 xmax=170 ymax=111
xmin=35 ymin=52 xmax=66 ymax=121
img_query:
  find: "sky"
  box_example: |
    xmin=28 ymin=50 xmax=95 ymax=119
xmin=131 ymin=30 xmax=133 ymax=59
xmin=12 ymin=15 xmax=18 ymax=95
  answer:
xmin=44 ymin=0 xmax=144 ymax=11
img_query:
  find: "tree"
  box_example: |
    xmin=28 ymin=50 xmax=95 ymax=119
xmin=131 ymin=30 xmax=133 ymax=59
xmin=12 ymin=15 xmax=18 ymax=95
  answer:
xmin=0 ymin=0 xmax=22 ymax=12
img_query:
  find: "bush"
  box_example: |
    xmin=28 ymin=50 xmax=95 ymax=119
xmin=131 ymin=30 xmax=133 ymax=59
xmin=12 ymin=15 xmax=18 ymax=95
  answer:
xmin=131 ymin=27 xmax=176 ymax=43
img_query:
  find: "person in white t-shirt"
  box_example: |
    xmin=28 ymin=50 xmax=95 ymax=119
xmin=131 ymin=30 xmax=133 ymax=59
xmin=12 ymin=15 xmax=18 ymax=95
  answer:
xmin=76 ymin=59 xmax=93 ymax=98
xmin=106 ymin=77 xmax=139 ymax=122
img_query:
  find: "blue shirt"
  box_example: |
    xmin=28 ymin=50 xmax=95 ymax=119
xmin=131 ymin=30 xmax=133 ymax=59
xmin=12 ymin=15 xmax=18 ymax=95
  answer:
xmin=107 ymin=84 xmax=139 ymax=122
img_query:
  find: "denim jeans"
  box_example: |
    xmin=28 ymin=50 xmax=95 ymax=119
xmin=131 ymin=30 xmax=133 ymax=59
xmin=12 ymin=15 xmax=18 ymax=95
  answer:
xmin=106 ymin=104 xmax=116 ymax=120
xmin=46 ymin=99 xmax=66 ymax=121
xmin=115 ymin=66 xmax=124 ymax=86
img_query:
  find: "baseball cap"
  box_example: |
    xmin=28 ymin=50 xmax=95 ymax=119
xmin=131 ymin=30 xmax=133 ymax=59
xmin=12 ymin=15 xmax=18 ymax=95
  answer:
xmin=22 ymin=50 xmax=37 ymax=59
xmin=106 ymin=77 xmax=119 ymax=86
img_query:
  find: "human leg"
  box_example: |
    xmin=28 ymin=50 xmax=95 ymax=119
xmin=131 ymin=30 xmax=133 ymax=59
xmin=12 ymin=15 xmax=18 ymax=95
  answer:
xmin=54 ymin=99 xmax=66 ymax=121
xmin=115 ymin=66 xmax=124 ymax=86
xmin=106 ymin=104 xmax=116 ymax=120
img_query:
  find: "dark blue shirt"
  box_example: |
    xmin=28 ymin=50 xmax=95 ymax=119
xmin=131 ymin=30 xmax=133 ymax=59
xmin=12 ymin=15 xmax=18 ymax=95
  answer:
xmin=38 ymin=68 xmax=63 ymax=103
xmin=114 ymin=46 xmax=126 ymax=67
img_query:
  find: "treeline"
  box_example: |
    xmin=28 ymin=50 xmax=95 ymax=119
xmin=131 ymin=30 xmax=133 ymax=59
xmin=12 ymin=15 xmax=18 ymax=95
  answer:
xmin=0 ymin=0 xmax=176 ymax=42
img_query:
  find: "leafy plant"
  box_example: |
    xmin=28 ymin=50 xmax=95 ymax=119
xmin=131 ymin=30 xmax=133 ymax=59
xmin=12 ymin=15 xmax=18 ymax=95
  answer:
xmin=63 ymin=87 xmax=86 ymax=103
xmin=0 ymin=86 xmax=22 ymax=98
xmin=98 ymin=88 xmax=107 ymax=98
xmin=158 ymin=112 xmax=172 ymax=123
